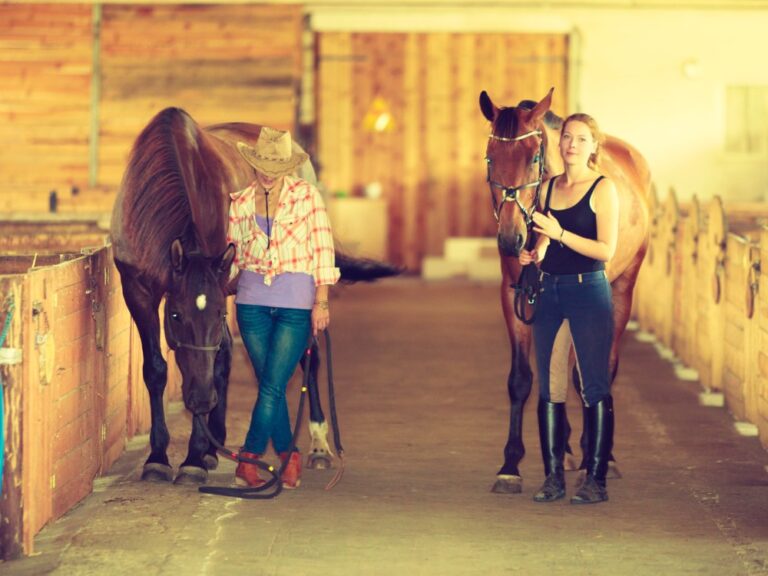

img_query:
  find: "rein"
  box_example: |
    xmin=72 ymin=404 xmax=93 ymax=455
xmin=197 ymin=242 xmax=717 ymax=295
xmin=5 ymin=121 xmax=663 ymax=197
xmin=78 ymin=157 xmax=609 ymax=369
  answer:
xmin=485 ymin=126 xmax=545 ymax=325
xmin=197 ymin=329 xmax=345 ymax=499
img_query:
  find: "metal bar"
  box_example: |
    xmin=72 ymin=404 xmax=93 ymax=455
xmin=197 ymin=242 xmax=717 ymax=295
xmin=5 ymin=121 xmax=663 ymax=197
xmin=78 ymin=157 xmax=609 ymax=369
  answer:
xmin=89 ymin=4 xmax=102 ymax=188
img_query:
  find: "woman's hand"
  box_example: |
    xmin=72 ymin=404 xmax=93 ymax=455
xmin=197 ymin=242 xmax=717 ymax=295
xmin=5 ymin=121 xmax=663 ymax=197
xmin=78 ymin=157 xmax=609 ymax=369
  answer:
xmin=532 ymin=211 xmax=564 ymax=241
xmin=519 ymin=249 xmax=539 ymax=265
xmin=312 ymin=301 xmax=330 ymax=336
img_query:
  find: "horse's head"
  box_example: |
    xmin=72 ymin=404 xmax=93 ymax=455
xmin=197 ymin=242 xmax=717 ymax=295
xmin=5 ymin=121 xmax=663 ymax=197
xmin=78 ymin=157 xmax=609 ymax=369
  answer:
xmin=164 ymin=239 xmax=236 ymax=415
xmin=480 ymin=88 xmax=553 ymax=257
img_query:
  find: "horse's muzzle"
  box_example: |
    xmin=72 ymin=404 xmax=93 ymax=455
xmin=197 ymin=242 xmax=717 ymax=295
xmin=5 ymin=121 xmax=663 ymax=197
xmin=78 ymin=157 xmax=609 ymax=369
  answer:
xmin=498 ymin=232 xmax=525 ymax=257
xmin=185 ymin=387 xmax=219 ymax=416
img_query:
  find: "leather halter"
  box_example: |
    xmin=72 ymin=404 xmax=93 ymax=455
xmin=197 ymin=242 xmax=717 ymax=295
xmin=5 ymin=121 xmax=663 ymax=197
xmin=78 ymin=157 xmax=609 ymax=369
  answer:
xmin=165 ymin=309 xmax=227 ymax=353
xmin=485 ymin=129 xmax=545 ymax=225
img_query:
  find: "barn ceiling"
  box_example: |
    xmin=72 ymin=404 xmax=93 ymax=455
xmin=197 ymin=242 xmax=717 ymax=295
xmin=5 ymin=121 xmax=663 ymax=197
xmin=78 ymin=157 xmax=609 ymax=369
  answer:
xmin=3 ymin=0 xmax=768 ymax=9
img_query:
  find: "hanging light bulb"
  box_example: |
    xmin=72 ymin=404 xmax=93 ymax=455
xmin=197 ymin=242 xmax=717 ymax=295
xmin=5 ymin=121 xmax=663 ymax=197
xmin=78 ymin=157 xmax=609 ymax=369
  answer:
xmin=363 ymin=96 xmax=395 ymax=133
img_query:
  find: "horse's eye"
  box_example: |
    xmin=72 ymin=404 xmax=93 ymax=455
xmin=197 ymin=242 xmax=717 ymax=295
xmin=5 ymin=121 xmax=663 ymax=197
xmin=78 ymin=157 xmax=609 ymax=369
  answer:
xmin=532 ymin=154 xmax=540 ymax=164
xmin=171 ymin=312 xmax=182 ymax=322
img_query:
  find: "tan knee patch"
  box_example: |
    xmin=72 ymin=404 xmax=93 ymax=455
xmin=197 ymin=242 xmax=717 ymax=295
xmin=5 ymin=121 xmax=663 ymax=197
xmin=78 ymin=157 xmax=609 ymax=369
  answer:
xmin=548 ymin=320 xmax=571 ymax=403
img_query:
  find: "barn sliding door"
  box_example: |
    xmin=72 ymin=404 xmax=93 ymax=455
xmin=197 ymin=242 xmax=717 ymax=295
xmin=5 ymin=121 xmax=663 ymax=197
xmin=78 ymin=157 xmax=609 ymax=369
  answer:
xmin=317 ymin=32 xmax=568 ymax=270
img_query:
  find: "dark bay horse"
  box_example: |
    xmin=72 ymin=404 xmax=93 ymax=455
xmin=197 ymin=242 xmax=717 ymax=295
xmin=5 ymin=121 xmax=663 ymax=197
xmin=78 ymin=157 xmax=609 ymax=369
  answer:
xmin=479 ymin=89 xmax=651 ymax=494
xmin=111 ymin=107 xmax=397 ymax=484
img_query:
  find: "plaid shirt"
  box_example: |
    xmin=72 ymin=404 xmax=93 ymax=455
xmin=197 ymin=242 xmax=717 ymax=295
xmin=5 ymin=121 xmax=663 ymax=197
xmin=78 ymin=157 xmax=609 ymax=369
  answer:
xmin=227 ymin=176 xmax=340 ymax=287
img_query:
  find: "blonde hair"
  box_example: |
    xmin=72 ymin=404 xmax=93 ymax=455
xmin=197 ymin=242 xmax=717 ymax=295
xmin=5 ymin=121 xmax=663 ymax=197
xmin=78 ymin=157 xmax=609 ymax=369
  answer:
xmin=562 ymin=113 xmax=603 ymax=169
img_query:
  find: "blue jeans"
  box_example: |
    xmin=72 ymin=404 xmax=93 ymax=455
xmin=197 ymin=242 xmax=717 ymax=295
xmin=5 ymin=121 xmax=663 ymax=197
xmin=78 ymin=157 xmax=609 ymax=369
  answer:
xmin=237 ymin=305 xmax=311 ymax=454
xmin=533 ymin=270 xmax=614 ymax=407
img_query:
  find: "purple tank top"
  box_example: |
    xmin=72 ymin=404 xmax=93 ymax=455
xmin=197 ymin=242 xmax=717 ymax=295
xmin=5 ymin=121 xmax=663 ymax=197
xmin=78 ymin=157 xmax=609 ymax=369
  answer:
xmin=235 ymin=215 xmax=316 ymax=309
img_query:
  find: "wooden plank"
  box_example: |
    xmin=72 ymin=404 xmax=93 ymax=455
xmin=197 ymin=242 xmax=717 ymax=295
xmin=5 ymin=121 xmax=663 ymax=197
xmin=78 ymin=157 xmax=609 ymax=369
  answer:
xmin=317 ymin=32 xmax=353 ymax=195
xmin=0 ymin=279 xmax=25 ymax=560
xmin=24 ymin=266 xmax=55 ymax=551
xmin=0 ymin=4 xmax=92 ymax=208
xmin=0 ymin=3 xmax=302 ymax=208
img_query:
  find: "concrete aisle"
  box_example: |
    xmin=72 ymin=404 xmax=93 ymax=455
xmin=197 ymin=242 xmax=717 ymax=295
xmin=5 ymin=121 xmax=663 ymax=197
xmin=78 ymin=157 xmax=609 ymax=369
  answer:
xmin=2 ymin=278 xmax=767 ymax=576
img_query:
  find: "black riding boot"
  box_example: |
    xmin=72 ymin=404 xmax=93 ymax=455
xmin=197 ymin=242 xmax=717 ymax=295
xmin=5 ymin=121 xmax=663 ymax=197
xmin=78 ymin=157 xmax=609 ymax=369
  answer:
xmin=571 ymin=395 xmax=614 ymax=504
xmin=533 ymin=399 xmax=566 ymax=502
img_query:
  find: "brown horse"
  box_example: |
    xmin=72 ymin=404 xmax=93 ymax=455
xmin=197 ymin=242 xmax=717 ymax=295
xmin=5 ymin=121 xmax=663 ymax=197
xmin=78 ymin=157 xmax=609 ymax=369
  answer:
xmin=111 ymin=107 xmax=397 ymax=484
xmin=479 ymin=88 xmax=651 ymax=493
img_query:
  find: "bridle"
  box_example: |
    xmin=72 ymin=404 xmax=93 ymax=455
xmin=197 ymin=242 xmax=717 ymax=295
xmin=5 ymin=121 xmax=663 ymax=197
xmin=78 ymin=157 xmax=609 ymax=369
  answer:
xmin=485 ymin=129 xmax=545 ymax=226
xmin=485 ymin=124 xmax=547 ymax=325
xmin=165 ymin=309 xmax=228 ymax=353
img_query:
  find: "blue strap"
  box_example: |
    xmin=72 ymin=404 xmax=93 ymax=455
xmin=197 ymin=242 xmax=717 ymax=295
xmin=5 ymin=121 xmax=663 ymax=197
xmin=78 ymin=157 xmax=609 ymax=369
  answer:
xmin=0 ymin=297 xmax=16 ymax=494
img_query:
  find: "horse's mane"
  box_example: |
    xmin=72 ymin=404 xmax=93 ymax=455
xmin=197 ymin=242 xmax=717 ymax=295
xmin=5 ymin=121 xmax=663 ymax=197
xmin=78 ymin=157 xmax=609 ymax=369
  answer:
xmin=492 ymin=101 xmax=562 ymax=140
xmin=120 ymin=108 xmax=195 ymax=283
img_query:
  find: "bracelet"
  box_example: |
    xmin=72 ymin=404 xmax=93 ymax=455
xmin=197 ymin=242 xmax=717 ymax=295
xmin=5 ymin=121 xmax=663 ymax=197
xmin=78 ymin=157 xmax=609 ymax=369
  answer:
xmin=558 ymin=228 xmax=565 ymax=246
xmin=314 ymin=300 xmax=329 ymax=310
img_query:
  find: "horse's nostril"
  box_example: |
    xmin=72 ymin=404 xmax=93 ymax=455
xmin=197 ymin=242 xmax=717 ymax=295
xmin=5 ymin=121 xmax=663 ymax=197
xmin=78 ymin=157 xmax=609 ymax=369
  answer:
xmin=516 ymin=234 xmax=525 ymax=251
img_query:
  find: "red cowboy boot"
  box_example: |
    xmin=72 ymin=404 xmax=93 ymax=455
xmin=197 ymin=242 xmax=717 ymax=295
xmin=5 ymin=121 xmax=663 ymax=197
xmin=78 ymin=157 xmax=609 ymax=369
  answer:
xmin=279 ymin=451 xmax=302 ymax=489
xmin=235 ymin=451 xmax=265 ymax=488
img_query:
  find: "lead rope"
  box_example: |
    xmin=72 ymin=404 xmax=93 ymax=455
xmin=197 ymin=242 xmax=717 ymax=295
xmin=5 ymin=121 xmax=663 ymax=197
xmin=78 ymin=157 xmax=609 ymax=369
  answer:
xmin=196 ymin=339 xmax=311 ymax=499
xmin=323 ymin=329 xmax=345 ymax=490
xmin=198 ymin=329 xmax=344 ymax=498
xmin=512 ymin=236 xmax=541 ymax=325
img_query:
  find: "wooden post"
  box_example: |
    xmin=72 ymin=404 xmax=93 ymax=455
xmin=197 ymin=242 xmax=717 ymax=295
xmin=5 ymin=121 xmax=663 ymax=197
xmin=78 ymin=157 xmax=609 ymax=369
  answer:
xmin=0 ymin=280 xmax=24 ymax=560
xmin=89 ymin=4 xmax=102 ymax=188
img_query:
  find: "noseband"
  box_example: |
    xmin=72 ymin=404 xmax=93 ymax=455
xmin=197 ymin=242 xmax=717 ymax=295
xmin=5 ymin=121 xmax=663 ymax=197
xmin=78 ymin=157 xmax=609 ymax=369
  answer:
xmin=165 ymin=311 xmax=227 ymax=353
xmin=485 ymin=129 xmax=545 ymax=225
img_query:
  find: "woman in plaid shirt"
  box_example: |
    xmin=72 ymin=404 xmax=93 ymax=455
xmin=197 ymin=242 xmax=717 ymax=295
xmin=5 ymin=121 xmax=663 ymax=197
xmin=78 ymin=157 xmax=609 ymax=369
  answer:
xmin=227 ymin=127 xmax=340 ymax=489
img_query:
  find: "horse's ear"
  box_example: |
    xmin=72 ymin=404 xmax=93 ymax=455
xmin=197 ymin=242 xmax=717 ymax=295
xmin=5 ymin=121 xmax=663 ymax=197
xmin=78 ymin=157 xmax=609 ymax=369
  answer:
xmin=479 ymin=91 xmax=499 ymax=122
xmin=217 ymin=243 xmax=236 ymax=276
xmin=170 ymin=238 xmax=187 ymax=273
xmin=530 ymin=87 xmax=554 ymax=122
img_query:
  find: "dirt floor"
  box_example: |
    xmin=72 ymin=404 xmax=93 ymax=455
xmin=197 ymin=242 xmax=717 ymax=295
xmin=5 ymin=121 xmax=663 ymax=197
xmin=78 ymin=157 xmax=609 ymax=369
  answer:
xmin=2 ymin=278 xmax=767 ymax=576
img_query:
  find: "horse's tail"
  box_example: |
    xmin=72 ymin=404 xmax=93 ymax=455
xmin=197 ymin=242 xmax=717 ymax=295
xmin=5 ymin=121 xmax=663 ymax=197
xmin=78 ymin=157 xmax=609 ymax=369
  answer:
xmin=336 ymin=251 xmax=403 ymax=284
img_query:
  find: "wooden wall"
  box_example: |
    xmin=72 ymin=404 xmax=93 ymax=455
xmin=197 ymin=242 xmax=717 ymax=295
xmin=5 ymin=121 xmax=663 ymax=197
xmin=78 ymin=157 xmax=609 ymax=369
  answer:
xmin=0 ymin=3 xmax=303 ymax=213
xmin=0 ymin=239 xmax=184 ymax=558
xmin=317 ymin=32 xmax=569 ymax=270
xmin=635 ymin=193 xmax=768 ymax=450
xmin=0 ymin=5 xmax=93 ymax=208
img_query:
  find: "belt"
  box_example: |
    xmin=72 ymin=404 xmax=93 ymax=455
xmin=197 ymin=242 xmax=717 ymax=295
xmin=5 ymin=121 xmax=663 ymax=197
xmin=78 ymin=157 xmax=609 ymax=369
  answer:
xmin=538 ymin=269 xmax=607 ymax=284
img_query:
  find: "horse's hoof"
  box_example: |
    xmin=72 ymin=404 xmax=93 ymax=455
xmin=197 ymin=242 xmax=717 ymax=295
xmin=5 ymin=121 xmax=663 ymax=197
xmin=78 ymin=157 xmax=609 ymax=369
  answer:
xmin=607 ymin=461 xmax=622 ymax=479
xmin=306 ymin=452 xmax=332 ymax=470
xmin=203 ymin=454 xmax=219 ymax=471
xmin=141 ymin=463 xmax=174 ymax=483
xmin=564 ymin=453 xmax=580 ymax=472
xmin=491 ymin=475 xmax=523 ymax=494
xmin=174 ymin=466 xmax=208 ymax=485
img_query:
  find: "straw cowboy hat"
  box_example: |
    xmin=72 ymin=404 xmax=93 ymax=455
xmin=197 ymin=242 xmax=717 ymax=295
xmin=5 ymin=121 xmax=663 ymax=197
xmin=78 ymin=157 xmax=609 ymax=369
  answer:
xmin=236 ymin=128 xmax=308 ymax=178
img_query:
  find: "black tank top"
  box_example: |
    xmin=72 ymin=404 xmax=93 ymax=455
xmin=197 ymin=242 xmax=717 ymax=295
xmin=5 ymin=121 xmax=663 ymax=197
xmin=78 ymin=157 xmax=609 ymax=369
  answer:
xmin=540 ymin=175 xmax=606 ymax=274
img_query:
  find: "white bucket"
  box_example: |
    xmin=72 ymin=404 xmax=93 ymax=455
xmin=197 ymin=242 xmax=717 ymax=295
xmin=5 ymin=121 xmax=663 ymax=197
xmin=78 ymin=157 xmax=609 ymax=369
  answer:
xmin=0 ymin=347 xmax=23 ymax=365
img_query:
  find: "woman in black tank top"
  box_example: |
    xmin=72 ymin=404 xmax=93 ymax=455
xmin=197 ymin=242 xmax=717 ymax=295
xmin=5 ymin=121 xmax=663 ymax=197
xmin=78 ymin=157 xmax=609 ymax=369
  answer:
xmin=518 ymin=113 xmax=619 ymax=505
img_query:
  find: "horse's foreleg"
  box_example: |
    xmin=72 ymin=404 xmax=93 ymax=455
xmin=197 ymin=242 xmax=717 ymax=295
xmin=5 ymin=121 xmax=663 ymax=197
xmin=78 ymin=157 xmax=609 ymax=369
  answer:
xmin=492 ymin=269 xmax=534 ymax=494
xmin=175 ymin=329 xmax=233 ymax=485
xmin=306 ymin=339 xmax=333 ymax=470
xmin=116 ymin=264 xmax=173 ymax=482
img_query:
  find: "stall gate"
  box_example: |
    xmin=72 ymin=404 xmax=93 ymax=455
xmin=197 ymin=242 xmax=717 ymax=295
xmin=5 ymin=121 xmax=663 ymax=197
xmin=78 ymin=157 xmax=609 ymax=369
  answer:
xmin=635 ymin=193 xmax=767 ymax=450
xmin=0 ymin=237 xmax=183 ymax=559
